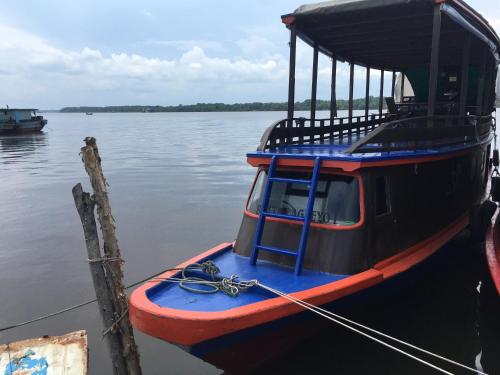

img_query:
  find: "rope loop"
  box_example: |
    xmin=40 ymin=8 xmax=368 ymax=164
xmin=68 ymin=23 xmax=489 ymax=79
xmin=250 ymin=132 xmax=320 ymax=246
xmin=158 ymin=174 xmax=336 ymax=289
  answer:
xmin=165 ymin=261 xmax=258 ymax=297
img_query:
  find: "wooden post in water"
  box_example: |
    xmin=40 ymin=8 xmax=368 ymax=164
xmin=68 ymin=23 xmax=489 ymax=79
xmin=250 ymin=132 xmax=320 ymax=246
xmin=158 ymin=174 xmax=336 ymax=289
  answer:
xmin=72 ymin=137 xmax=142 ymax=375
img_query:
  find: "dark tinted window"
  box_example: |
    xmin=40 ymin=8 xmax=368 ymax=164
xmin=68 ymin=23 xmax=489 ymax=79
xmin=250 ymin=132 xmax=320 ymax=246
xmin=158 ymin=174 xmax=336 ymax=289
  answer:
xmin=247 ymin=170 xmax=360 ymax=225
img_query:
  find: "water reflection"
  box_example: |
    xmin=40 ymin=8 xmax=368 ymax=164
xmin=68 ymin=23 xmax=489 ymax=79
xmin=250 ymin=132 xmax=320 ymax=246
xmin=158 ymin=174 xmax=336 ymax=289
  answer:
xmin=255 ymin=235 xmax=499 ymax=374
xmin=0 ymin=132 xmax=48 ymax=164
xmin=0 ymin=112 xmax=498 ymax=375
xmin=478 ymin=258 xmax=500 ymax=373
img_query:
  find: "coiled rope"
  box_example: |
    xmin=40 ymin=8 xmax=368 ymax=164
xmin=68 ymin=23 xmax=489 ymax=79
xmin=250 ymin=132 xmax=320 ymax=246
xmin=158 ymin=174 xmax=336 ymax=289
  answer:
xmin=153 ymin=261 xmax=258 ymax=297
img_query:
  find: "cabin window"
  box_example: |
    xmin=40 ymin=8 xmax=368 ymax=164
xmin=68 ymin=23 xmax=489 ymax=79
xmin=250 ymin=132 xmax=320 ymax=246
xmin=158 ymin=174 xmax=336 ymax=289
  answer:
xmin=375 ymin=176 xmax=390 ymax=216
xmin=247 ymin=170 xmax=360 ymax=226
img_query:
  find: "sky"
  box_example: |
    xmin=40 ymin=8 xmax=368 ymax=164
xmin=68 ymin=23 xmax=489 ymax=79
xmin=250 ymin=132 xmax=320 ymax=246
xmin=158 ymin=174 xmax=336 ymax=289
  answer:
xmin=0 ymin=0 xmax=499 ymax=109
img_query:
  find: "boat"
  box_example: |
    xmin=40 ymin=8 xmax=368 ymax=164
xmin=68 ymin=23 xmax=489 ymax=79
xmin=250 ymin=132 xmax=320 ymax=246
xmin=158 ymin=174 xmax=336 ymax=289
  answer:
xmin=130 ymin=0 xmax=500 ymax=371
xmin=0 ymin=108 xmax=47 ymax=134
xmin=485 ymin=207 xmax=500 ymax=296
xmin=85 ymin=112 xmax=93 ymax=115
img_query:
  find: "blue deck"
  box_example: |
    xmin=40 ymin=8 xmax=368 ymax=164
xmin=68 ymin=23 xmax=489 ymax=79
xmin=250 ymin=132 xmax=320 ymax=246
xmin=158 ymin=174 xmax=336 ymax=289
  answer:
xmin=247 ymin=134 xmax=486 ymax=162
xmin=147 ymin=248 xmax=347 ymax=312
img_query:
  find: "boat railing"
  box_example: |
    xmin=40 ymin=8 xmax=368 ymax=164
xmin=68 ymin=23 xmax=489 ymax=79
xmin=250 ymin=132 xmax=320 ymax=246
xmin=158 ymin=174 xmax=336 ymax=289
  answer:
xmin=346 ymin=114 xmax=493 ymax=154
xmin=257 ymin=113 xmax=390 ymax=151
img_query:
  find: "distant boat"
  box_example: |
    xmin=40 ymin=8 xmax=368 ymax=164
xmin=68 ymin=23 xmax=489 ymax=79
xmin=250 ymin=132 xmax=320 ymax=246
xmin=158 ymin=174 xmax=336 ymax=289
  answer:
xmin=0 ymin=108 xmax=47 ymax=134
xmin=85 ymin=112 xmax=93 ymax=115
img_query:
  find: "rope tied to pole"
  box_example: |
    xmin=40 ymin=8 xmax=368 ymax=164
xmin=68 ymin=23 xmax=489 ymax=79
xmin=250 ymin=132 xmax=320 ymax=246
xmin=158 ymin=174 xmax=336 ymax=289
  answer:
xmin=88 ymin=256 xmax=124 ymax=263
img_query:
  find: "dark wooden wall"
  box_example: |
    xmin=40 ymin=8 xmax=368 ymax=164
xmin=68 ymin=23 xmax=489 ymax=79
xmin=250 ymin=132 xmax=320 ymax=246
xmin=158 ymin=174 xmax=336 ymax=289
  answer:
xmin=233 ymin=145 xmax=490 ymax=275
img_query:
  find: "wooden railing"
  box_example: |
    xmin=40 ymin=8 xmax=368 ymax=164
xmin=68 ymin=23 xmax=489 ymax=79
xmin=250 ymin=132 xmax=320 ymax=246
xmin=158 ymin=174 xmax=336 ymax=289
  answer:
xmin=346 ymin=114 xmax=493 ymax=154
xmin=257 ymin=113 xmax=390 ymax=151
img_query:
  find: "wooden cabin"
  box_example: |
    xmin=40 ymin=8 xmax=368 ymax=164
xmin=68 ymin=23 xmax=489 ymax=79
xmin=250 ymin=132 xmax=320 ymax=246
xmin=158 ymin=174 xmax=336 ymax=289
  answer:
xmin=233 ymin=0 xmax=500 ymax=275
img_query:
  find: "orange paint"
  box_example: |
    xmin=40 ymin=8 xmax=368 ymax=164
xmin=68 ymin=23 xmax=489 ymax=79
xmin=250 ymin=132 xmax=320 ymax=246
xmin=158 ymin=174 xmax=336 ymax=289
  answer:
xmin=247 ymin=148 xmax=474 ymax=172
xmin=485 ymin=212 xmax=500 ymax=296
xmin=129 ymin=214 xmax=469 ymax=346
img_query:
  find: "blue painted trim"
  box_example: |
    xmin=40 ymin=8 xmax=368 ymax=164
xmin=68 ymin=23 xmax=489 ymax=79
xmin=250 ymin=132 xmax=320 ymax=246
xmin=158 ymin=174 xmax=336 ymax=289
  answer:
xmin=295 ymin=157 xmax=321 ymax=275
xmin=250 ymin=155 xmax=278 ymax=265
xmin=147 ymin=250 xmax=347 ymax=312
xmin=257 ymin=245 xmax=298 ymax=257
xmin=269 ymin=177 xmax=310 ymax=184
xmin=261 ymin=211 xmax=304 ymax=222
xmin=247 ymin=134 xmax=493 ymax=163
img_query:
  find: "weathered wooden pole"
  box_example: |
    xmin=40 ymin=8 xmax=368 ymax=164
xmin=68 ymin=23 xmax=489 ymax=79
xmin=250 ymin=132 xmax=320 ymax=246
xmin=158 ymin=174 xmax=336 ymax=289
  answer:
xmin=72 ymin=184 xmax=128 ymax=374
xmin=73 ymin=137 xmax=142 ymax=375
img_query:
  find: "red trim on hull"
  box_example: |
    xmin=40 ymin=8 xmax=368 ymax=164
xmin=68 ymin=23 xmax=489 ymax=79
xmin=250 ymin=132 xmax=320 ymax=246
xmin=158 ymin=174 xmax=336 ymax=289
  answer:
xmin=485 ymin=211 xmax=500 ymax=296
xmin=129 ymin=214 xmax=468 ymax=346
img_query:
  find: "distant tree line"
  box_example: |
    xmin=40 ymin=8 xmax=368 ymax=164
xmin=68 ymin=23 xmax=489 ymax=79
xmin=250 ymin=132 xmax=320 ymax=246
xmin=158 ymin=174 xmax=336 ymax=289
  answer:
xmin=60 ymin=97 xmax=387 ymax=113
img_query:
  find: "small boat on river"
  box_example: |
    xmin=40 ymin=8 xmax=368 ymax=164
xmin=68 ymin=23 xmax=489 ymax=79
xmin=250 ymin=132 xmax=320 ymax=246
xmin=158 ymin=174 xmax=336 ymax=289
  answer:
xmin=130 ymin=0 xmax=500 ymax=371
xmin=0 ymin=108 xmax=47 ymax=134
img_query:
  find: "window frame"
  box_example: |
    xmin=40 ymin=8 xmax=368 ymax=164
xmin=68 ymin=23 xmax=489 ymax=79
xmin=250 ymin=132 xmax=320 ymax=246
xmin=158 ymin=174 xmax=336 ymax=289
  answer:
xmin=244 ymin=166 xmax=365 ymax=230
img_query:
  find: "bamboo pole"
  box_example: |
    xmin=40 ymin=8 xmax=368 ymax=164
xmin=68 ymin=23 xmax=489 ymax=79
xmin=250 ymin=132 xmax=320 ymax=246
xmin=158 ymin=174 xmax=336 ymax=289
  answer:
xmin=73 ymin=137 xmax=142 ymax=375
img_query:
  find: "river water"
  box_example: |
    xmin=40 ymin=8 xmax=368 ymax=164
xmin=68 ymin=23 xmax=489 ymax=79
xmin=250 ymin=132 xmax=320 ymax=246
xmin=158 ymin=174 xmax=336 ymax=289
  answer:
xmin=0 ymin=111 xmax=499 ymax=374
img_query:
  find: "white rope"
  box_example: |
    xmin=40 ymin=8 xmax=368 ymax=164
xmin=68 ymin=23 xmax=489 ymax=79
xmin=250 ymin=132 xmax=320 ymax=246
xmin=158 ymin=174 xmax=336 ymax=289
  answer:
xmin=258 ymin=282 xmax=488 ymax=375
xmin=258 ymin=283 xmax=487 ymax=375
xmin=154 ymin=266 xmax=486 ymax=375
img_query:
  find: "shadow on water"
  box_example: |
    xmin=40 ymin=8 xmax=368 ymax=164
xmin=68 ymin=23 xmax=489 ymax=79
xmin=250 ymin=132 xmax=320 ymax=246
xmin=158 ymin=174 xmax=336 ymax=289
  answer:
xmin=0 ymin=132 xmax=48 ymax=164
xmin=249 ymin=234 xmax=500 ymax=375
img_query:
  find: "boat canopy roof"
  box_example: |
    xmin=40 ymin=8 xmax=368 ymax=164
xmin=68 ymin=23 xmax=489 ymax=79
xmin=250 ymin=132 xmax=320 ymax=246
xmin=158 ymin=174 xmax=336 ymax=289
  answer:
xmin=282 ymin=0 xmax=500 ymax=70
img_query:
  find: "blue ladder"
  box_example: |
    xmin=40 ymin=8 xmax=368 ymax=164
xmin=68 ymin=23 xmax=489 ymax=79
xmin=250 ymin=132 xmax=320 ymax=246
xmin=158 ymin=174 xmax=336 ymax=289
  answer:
xmin=249 ymin=155 xmax=322 ymax=276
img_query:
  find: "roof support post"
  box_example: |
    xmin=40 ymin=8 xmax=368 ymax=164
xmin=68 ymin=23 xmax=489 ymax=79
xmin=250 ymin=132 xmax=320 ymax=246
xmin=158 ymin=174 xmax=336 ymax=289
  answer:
xmin=391 ymin=71 xmax=396 ymax=98
xmin=459 ymin=34 xmax=471 ymax=118
xmin=476 ymin=49 xmax=488 ymax=115
xmin=348 ymin=62 xmax=355 ymax=137
xmin=310 ymin=43 xmax=319 ymax=124
xmin=330 ymin=57 xmax=337 ymax=125
xmin=365 ymin=66 xmax=370 ymax=122
xmin=379 ymin=69 xmax=384 ymax=119
xmin=287 ymin=26 xmax=297 ymax=143
xmin=400 ymin=70 xmax=405 ymax=103
xmin=427 ymin=3 xmax=442 ymax=119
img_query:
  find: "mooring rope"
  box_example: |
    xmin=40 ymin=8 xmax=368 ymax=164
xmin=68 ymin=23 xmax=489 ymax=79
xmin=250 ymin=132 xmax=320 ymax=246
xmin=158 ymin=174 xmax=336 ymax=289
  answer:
xmin=257 ymin=282 xmax=487 ymax=375
xmin=151 ymin=265 xmax=487 ymax=374
xmin=0 ymin=261 xmax=488 ymax=375
xmin=156 ymin=270 xmax=484 ymax=375
xmin=0 ymin=265 xmax=187 ymax=333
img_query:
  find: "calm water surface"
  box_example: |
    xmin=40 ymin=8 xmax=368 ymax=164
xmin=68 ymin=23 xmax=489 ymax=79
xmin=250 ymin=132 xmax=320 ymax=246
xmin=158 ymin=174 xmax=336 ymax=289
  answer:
xmin=0 ymin=111 xmax=499 ymax=374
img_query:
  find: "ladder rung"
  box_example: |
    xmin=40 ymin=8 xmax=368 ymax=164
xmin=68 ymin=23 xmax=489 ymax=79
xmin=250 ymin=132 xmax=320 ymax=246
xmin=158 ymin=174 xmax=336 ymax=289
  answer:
xmin=262 ymin=211 xmax=304 ymax=222
xmin=256 ymin=245 xmax=298 ymax=257
xmin=269 ymin=177 xmax=311 ymax=185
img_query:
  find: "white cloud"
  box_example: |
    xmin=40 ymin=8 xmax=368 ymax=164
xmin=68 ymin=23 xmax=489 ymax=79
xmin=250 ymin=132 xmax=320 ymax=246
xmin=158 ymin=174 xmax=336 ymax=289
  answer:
xmin=144 ymin=39 xmax=225 ymax=52
xmin=236 ymin=36 xmax=277 ymax=57
xmin=0 ymin=23 xmax=291 ymax=107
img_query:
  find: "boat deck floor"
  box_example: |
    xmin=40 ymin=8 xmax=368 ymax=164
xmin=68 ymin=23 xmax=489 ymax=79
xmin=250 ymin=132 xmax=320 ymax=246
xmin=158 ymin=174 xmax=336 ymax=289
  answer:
xmin=147 ymin=248 xmax=347 ymax=312
xmin=248 ymin=132 xmax=481 ymax=162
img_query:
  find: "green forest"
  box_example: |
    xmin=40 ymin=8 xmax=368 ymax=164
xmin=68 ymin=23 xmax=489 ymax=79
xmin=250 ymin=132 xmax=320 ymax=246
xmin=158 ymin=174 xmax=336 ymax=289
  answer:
xmin=60 ymin=97 xmax=386 ymax=113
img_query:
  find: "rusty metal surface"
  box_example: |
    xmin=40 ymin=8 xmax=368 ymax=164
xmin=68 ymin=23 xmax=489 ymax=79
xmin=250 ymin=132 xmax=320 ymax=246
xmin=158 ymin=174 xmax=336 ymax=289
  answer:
xmin=0 ymin=330 xmax=88 ymax=374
